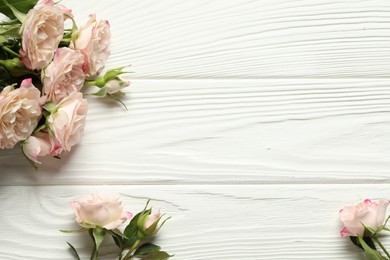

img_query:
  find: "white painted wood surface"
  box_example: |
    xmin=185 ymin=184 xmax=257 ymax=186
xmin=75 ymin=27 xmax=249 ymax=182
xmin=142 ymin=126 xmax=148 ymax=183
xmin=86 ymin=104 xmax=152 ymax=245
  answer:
xmin=1 ymin=0 xmax=390 ymax=259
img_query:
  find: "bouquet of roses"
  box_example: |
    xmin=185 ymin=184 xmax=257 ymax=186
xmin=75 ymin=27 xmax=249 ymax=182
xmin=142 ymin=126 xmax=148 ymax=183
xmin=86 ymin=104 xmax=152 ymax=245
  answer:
xmin=64 ymin=194 xmax=172 ymax=260
xmin=0 ymin=0 xmax=129 ymax=166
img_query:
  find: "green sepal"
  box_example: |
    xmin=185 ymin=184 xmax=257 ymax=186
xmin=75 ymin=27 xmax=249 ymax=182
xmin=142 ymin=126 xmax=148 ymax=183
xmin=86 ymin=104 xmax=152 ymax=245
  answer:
xmin=1 ymin=0 xmax=27 ymax=23
xmin=134 ymin=243 xmax=161 ymax=256
xmin=358 ymin=235 xmax=382 ymax=260
xmin=43 ymin=102 xmax=57 ymax=114
xmin=363 ymin=223 xmax=378 ymax=237
xmin=92 ymin=86 xmax=108 ymax=97
xmin=66 ymin=242 xmax=81 ymax=260
xmin=133 ymin=251 xmax=172 ymax=260
xmin=92 ymin=227 xmax=106 ymax=251
xmin=103 ymin=66 xmax=130 ymax=82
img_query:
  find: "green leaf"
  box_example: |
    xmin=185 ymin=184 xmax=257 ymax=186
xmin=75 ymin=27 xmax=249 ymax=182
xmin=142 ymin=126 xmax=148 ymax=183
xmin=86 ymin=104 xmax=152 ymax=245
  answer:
xmin=0 ymin=0 xmax=37 ymax=20
xmin=358 ymin=236 xmax=382 ymax=260
xmin=112 ymin=234 xmax=123 ymax=249
xmin=66 ymin=242 xmax=81 ymax=260
xmin=1 ymin=0 xmax=27 ymax=22
xmin=123 ymin=212 xmax=142 ymax=248
xmin=0 ymin=25 xmax=20 ymax=37
xmin=350 ymin=236 xmax=377 ymax=251
xmin=60 ymin=228 xmax=87 ymax=233
xmin=134 ymin=251 xmax=172 ymax=260
xmin=134 ymin=243 xmax=161 ymax=256
xmin=109 ymin=229 xmax=127 ymax=249
xmin=92 ymin=227 xmax=106 ymax=251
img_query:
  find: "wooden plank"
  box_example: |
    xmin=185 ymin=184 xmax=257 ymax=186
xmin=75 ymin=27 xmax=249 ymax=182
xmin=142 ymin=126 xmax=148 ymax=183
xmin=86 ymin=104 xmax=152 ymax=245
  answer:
xmin=60 ymin=0 xmax=390 ymax=78
xmin=0 ymin=184 xmax=388 ymax=259
xmin=1 ymin=79 xmax=390 ymax=185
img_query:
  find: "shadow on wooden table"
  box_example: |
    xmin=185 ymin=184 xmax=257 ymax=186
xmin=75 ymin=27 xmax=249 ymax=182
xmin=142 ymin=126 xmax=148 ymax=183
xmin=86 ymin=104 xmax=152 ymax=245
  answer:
xmin=0 ymin=144 xmax=78 ymax=184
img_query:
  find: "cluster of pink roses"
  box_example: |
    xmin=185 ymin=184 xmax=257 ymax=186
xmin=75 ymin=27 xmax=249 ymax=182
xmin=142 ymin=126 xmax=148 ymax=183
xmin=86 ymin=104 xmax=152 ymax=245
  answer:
xmin=0 ymin=0 xmax=129 ymax=165
xmin=339 ymin=199 xmax=390 ymax=259
xmin=65 ymin=194 xmax=171 ymax=260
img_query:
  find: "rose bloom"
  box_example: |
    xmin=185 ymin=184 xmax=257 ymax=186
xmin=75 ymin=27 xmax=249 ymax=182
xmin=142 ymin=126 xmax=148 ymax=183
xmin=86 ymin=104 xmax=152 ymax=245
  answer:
xmin=22 ymin=132 xmax=61 ymax=164
xmin=20 ymin=0 xmax=65 ymax=70
xmin=0 ymin=79 xmax=42 ymax=149
xmin=47 ymin=91 xmax=87 ymax=152
xmin=339 ymin=199 xmax=390 ymax=237
xmin=70 ymin=14 xmax=111 ymax=78
xmin=42 ymin=47 xmax=86 ymax=103
xmin=71 ymin=194 xmax=132 ymax=229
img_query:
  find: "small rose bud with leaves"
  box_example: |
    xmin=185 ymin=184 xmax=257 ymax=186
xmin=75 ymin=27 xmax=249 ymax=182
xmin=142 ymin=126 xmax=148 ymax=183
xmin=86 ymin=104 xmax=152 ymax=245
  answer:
xmin=137 ymin=208 xmax=169 ymax=239
xmin=85 ymin=66 xmax=130 ymax=96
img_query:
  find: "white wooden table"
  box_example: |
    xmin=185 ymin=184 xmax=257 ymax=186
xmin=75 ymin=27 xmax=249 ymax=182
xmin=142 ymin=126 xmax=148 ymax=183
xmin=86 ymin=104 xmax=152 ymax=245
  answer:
xmin=1 ymin=0 xmax=390 ymax=259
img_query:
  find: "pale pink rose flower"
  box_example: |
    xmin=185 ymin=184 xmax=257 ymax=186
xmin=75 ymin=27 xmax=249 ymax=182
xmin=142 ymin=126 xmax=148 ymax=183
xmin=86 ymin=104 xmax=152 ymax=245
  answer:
xmin=42 ymin=48 xmax=86 ymax=104
xmin=71 ymin=194 xmax=132 ymax=229
xmin=339 ymin=199 xmax=390 ymax=237
xmin=70 ymin=14 xmax=111 ymax=78
xmin=0 ymin=79 xmax=42 ymax=149
xmin=47 ymin=92 xmax=87 ymax=152
xmin=20 ymin=1 xmax=65 ymax=70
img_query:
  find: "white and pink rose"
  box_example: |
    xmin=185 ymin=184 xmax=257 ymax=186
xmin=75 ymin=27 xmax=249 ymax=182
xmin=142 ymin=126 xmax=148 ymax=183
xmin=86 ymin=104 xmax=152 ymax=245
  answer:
xmin=339 ymin=199 xmax=390 ymax=237
xmin=71 ymin=194 xmax=132 ymax=229
xmin=42 ymin=47 xmax=86 ymax=104
xmin=20 ymin=0 xmax=67 ymax=70
xmin=70 ymin=14 xmax=111 ymax=78
xmin=0 ymin=79 xmax=42 ymax=149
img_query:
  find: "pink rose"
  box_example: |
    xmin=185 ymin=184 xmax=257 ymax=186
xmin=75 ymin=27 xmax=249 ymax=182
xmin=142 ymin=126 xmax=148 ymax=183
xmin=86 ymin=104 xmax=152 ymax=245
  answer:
xmin=0 ymin=79 xmax=42 ymax=149
xmin=42 ymin=48 xmax=86 ymax=103
xmin=71 ymin=194 xmax=132 ymax=229
xmin=22 ymin=132 xmax=61 ymax=164
xmin=47 ymin=92 xmax=87 ymax=152
xmin=70 ymin=14 xmax=111 ymax=78
xmin=339 ymin=199 xmax=390 ymax=237
xmin=20 ymin=1 xmax=65 ymax=70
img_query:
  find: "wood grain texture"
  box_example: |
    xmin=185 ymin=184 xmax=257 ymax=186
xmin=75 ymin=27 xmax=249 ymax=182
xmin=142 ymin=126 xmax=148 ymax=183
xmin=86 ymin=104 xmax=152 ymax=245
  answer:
xmin=0 ymin=184 xmax=388 ymax=260
xmin=0 ymin=1 xmax=389 ymax=259
xmin=1 ymin=79 xmax=389 ymax=185
xmin=60 ymin=0 xmax=390 ymax=78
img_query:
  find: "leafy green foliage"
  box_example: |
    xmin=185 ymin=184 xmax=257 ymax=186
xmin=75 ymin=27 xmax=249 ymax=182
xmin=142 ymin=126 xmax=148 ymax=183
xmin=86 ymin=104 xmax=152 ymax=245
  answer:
xmin=123 ymin=212 xmax=142 ymax=248
xmin=350 ymin=236 xmax=376 ymax=250
xmin=0 ymin=0 xmax=37 ymax=19
xmin=134 ymin=243 xmax=161 ymax=255
xmin=358 ymin=236 xmax=383 ymax=260
xmin=133 ymin=251 xmax=171 ymax=260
